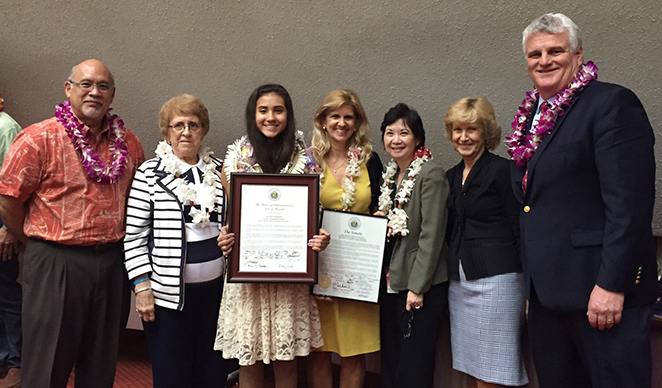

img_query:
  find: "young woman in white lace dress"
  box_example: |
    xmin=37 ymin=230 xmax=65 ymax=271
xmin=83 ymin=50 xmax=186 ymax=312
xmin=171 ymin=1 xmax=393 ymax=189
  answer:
xmin=214 ymin=84 xmax=330 ymax=388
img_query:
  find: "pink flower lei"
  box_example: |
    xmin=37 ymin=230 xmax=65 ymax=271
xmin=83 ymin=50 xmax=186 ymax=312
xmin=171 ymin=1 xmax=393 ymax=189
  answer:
xmin=55 ymin=100 xmax=129 ymax=183
xmin=505 ymin=61 xmax=598 ymax=167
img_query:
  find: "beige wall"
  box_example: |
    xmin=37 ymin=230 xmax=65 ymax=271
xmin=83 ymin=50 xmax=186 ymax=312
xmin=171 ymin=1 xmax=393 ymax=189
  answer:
xmin=1 ymin=0 xmax=660 ymax=232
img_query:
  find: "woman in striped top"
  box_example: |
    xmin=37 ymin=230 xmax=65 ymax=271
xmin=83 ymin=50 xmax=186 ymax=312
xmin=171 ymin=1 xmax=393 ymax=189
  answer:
xmin=124 ymin=94 xmax=228 ymax=388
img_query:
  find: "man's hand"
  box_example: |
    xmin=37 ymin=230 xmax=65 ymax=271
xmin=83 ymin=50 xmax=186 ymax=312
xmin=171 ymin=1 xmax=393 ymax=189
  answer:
xmin=0 ymin=228 xmax=19 ymax=261
xmin=587 ymin=284 xmax=624 ymax=330
xmin=0 ymin=195 xmax=28 ymax=245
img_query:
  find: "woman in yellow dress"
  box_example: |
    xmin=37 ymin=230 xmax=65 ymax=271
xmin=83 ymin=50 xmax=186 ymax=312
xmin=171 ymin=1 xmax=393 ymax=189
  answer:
xmin=307 ymin=89 xmax=382 ymax=388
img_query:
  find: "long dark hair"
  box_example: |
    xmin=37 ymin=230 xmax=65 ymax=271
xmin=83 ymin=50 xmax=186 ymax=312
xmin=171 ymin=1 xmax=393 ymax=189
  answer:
xmin=245 ymin=84 xmax=296 ymax=173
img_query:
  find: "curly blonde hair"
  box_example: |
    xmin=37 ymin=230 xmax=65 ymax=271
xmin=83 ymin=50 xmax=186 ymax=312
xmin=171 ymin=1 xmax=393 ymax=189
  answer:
xmin=443 ymin=97 xmax=501 ymax=150
xmin=311 ymin=90 xmax=373 ymax=170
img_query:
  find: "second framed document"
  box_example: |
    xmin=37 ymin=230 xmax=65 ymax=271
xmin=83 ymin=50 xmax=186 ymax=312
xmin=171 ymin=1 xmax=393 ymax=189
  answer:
xmin=312 ymin=209 xmax=388 ymax=303
xmin=227 ymin=173 xmax=320 ymax=284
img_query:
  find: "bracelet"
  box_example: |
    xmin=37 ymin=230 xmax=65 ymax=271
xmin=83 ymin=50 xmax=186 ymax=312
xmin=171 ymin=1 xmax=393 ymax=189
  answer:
xmin=133 ymin=277 xmax=149 ymax=286
xmin=135 ymin=286 xmax=152 ymax=295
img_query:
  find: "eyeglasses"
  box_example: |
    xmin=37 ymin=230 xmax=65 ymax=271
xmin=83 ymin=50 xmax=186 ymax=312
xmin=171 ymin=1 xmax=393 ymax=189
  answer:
xmin=168 ymin=122 xmax=201 ymax=132
xmin=68 ymin=80 xmax=114 ymax=93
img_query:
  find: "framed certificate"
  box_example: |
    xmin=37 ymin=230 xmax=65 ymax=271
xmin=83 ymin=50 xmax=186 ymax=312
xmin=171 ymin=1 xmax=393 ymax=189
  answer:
xmin=226 ymin=173 xmax=320 ymax=283
xmin=312 ymin=209 xmax=388 ymax=303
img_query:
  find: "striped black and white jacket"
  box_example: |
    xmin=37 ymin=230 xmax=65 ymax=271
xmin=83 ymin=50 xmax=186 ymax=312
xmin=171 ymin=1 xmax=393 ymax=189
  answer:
xmin=124 ymin=155 xmax=225 ymax=310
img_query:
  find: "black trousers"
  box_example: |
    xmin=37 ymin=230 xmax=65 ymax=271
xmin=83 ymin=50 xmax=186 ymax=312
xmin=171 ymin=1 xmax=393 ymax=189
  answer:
xmin=528 ymin=288 xmax=654 ymax=388
xmin=143 ymin=277 xmax=229 ymax=388
xmin=380 ymin=282 xmax=447 ymax=388
xmin=0 ymin=255 xmax=21 ymax=369
xmin=21 ymin=238 xmax=125 ymax=388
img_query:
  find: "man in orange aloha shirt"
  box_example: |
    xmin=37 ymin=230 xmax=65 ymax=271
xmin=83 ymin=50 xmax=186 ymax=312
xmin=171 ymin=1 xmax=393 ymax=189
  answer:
xmin=0 ymin=59 xmax=145 ymax=388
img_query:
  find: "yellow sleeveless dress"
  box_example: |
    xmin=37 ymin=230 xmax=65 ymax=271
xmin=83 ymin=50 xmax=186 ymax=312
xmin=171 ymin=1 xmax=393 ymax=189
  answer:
xmin=316 ymin=163 xmax=380 ymax=356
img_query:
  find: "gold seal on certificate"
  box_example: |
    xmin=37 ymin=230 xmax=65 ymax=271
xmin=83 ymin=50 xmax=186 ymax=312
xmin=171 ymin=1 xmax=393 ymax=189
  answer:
xmin=318 ymin=275 xmax=332 ymax=289
xmin=312 ymin=209 xmax=388 ymax=303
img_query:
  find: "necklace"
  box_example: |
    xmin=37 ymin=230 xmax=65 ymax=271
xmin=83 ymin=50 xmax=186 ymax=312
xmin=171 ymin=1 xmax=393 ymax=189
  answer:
xmin=55 ymin=101 xmax=128 ymax=183
xmin=329 ymin=158 xmax=348 ymax=174
xmin=505 ymin=61 xmax=598 ymax=167
xmin=155 ymin=140 xmax=222 ymax=225
xmin=378 ymin=147 xmax=432 ymax=236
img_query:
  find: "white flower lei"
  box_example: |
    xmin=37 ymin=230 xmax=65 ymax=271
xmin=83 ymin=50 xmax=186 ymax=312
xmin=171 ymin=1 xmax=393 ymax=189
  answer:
xmin=320 ymin=146 xmax=362 ymax=211
xmin=378 ymin=147 xmax=432 ymax=236
xmin=155 ymin=140 xmax=222 ymax=225
xmin=224 ymin=131 xmax=315 ymax=176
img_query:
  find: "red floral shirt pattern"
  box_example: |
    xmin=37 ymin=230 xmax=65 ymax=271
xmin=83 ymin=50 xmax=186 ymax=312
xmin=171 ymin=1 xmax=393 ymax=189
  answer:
xmin=0 ymin=117 xmax=145 ymax=245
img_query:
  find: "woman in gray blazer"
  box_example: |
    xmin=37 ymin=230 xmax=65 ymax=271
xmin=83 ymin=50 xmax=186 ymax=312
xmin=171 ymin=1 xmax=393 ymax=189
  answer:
xmin=376 ymin=103 xmax=449 ymax=388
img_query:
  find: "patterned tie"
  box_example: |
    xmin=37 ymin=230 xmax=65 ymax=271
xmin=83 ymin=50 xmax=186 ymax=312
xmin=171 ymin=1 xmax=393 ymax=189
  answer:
xmin=522 ymin=101 xmax=550 ymax=193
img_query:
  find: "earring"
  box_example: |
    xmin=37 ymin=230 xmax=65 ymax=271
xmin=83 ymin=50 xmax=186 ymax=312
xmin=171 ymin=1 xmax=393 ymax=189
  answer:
xmin=322 ymin=126 xmax=326 ymax=130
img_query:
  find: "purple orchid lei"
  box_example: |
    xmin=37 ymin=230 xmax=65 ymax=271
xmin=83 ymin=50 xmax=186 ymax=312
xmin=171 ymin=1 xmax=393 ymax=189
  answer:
xmin=505 ymin=61 xmax=598 ymax=167
xmin=55 ymin=100 xmax=129 ymax=183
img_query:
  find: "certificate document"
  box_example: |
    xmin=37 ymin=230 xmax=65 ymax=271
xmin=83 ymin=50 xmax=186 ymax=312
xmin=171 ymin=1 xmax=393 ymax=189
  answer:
xmin=239 ymin=184 xmax=309 ymax=273
xmin=227 ymin=173 xmax=319 ymax=284
xmin=313 ymin=209 xmax=388 ymax=303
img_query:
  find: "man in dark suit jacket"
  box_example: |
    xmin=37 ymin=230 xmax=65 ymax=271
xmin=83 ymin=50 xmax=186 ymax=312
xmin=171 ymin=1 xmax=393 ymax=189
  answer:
xmin=509 ymin=13 xmax=657 ymax=388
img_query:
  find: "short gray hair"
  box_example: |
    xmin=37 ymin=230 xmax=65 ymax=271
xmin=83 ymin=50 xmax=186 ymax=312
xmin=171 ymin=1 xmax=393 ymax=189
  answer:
xmin=68 ymin=65 xmax=76 ymax=82
xmin=522 ymin=13 xmax=582 ymax=54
